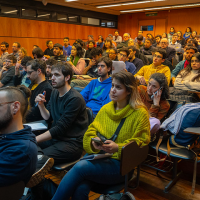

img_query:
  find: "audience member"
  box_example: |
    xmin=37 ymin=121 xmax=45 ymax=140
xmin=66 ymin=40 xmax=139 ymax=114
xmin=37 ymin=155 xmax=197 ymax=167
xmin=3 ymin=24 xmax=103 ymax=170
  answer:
xmin=134 ymin=30 xmax=145 ymax=43
xmin=128 ymin=39 xmax=135 ymax=47
xmin=140 ymin=38 xmax=154 ymax=55
xmin=85 ymin=35 xmax=94 ymax=47
xmin=46 ymin=58 xmax=57 ymax=84
xmin=160 ymin=38 xmax=176 ymax=63
xmin=108 ymin=48 xmax=118 ymax=61
xmin=11 ymin=42 xmax=21 ymax=59
xmin=190 ymin=31 xmax=197 ymax=39
xmin=162 ymin=32 xmax=168 ymax=39
xmin=0 ymin=41 xmax=9 ymax=67
xmin=44 ymin=40 xmax=54 ymax=58
xmin=96 ymin=36 xmax=104 ymax=49
xmin=128 ymin=45 xmax=144 ymax=73
xmin=75 ymin=39 xmax=86 ymax=57
xmin=85 ymin=40 xmax=95 ymax=60
xmin=117 ymin=33 xmax=130 ymax=48
xmin=32 ymin=47 xmax=45 ymax=59
xmin=33 ymin=45 xmax=39 ymax=50
xmin=153 ymin=35 xmax=162 ymax=47
xmin=68 ymin=43 xmax=85 ymax=75
xmin=147 ymin=33 xmax=156 ymax=46
xmin=171 ymin=46 xmax=197 ymax=85
xmin=52 ymin=70 xmax=150 ymax=200
xmin=183 ymin=27 xmax=192 ymax=40
xmin=108 ymin=34 xmax=117 ymax=47
xmin=168 ymin=27 xmax=175 ymax=43
xmin=118 ymin=47 xmax=136 ymax=75
xmin=188 ymin=38 xmax=200 ymax=52
xmin=25 ymin=59 xmax=52 ymax=122
xmin=80 ymin=56 xmax=112 ymax=117
xmin=53 ymin=43 xmax=65 ymax=61
xmin=18 ymin=47 xmax=28 ymax=63
xmin=135 ymin=48 xmax=171 ymax=85
xmin=35 ymin=62 xmax=88 ymax=164
xmin=0 ymin=86 xmax=37 ymax=187
xmin=177 ymin=31 xmax=186 ymax=47
xmin=136 ymin=35 xmax=144 ymax=49
xmin=0 ymin=55 xmax=16 ymax=87
xmin=14 ymin=56 xmax=33 ymax=87
xmin=63 ymin=37 xmax=72 ymax=57
xmin=113 ymin=30 xmax=122 ymax=44
xmin=102 ymin=38 xmax=113 ymax=56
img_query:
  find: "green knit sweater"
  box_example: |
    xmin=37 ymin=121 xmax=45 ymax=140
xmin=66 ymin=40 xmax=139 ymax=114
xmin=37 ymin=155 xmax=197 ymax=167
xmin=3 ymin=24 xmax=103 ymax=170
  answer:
xmin=83 ymin=101 xmax=150 ymax=160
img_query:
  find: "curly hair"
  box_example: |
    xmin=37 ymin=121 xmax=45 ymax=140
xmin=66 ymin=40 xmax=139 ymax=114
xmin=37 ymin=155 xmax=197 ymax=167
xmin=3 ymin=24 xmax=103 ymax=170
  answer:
xmin=72 ymin=43 xmax=84 ymax=58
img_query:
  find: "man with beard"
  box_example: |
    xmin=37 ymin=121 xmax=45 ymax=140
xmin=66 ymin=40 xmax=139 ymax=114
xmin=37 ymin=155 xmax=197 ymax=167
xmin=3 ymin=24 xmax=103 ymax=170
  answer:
xmin=0 ymin=85 xmax=37 ymax=187
xmin=25 ymin=59 xmax=52 ymax=122
xmin=80 ymin=56 xmax=112 ymax=117
xmin=35 ymin=62 xmax=88 ymax=165
xmin=45 ymin=57 xmax=57 ymax=84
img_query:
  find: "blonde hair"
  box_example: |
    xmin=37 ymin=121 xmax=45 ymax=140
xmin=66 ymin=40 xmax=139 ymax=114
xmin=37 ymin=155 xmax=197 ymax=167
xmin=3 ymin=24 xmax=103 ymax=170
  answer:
xmin=112 ymin=71 xmax=145 ymax=109
xmin=20 ymin=47 xmax=27 ymax=57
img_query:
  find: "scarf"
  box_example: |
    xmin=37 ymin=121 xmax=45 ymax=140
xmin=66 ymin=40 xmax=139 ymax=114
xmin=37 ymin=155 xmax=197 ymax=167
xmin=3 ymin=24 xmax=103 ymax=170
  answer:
xmin=70 ymin=56 xmax=80 ymax=66
xmin=184 ymin=60 xmax=189 ymax=68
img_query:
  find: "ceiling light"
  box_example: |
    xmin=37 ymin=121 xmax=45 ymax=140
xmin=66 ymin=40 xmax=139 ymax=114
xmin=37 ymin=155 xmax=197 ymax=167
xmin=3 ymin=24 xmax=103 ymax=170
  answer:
xmin=37 ymin=13 xmax=50 ymax=17
xmin=65 ymin=0 xmax=78 ymax=2
xmin=4 ymin=10 xmax=18 ymax=14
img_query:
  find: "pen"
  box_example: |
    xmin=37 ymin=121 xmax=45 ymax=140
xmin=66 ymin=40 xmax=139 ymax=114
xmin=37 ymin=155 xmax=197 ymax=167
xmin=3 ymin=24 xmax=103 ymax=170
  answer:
xmin=35 ymin=91 xmax=45 ymax=107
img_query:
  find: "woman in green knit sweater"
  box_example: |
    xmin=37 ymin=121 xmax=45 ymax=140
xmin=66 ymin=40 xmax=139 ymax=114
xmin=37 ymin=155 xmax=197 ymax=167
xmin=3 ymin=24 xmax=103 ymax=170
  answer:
xmin=52 ymin=71 xmax=150 ymax=200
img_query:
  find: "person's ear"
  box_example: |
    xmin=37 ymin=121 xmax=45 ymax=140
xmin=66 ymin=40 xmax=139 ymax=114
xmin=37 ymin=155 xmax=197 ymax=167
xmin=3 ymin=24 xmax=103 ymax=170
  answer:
xmin=12 ymin=101 xmax=20 ymax=115
xmin=161 ymin=58 xmax=165 ymax=63
xmin=65 ymin=75 xmax=70 ymax=82
xmin=37 ymin=68 xmax=42 ymax=74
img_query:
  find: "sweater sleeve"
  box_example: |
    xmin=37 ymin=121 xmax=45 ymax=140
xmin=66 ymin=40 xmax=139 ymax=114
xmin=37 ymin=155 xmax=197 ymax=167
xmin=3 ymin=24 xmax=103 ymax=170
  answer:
xmin=163 ymin=66 xmax=171 ymax=85
xmin=1 ymin=67 xmax=15 ymax=85
xmin=72 ymin=59 xmax=85 ymax=75
xmin=184 ymin=80 xmax=200 ymax=91
xmin=80 ymin=80 xmax=94 ymax=103
xmin=171 ymin=61 xmax=184 ymax=78
xmin=135 ymin=65 xmax=145 ymax=77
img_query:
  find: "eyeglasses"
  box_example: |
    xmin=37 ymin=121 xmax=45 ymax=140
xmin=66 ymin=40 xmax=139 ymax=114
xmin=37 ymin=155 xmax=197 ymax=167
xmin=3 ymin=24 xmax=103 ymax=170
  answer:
xmin=0 ymin=101 xmax=15 ymax=107
xmin=27 ymin=71 xmax=35 ymax=75
xmin=97 ymin=64 xmax=106 ymax=68
xmin=5 ymin=60 xmax=12 ymax=63
xmin=153 ymin=54 xmax=163 ymax=59
xmin=119 ymin=53 xmax=127 ymax=58
xmin=191 ymin=60 xmax=200 ymax=63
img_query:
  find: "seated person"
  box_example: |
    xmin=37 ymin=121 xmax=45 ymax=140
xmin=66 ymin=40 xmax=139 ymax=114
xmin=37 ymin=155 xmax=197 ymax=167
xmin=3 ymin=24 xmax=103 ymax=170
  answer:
xmin=32 ymin=47 xmax=45 ymax=60
xmin=53 ymin=43 xmax=66 ymax=62
xmin=0 ymin=86 xmax=37 ymax=187
xmin=136 ymin=35 xmax=144 ymax=49
xmin=14 ymin=56 xmax=33 ymax=87
xmin=0 ymin=55 xmax=16 ymax=88
xmin=138 ymin=73 xmax=170 ymax=134
xmin=153 ymin=35 xmax=162 ymax=47
xmin=25 ymin=59 xmax=52 ymax=122
xmin=51 ymin=71 xmax=150 ymax=200
xmin=96 ymin=36 xmax=104 ymax=49
xmin=108 ymin=48 xmax=118 ymax=61
xmin=171 ymin=46 xmax=197 ymax=85
xmin=44 ymin=40 xmax=54 ymax=58
xmin=71 ymin=47 xmax=102 ymax=88
xmin=80 ymin=56 xmax=112 ymax=117
xmin=174 ymin=53 xmax=200 ymax=91
xmin=128 ymin=45 xmax=144 ymax=73
xmin=85 ymin=40 xmax=95 ymax=64
xmin=118 ymin=47 xmax=136 ymax=75
xmin=68 ymin=43 xmax=85 ymax=75
xmin=135 ymin=48 xmax=171 ymax=85
xmin=35 ymin=62 xmax=88 ymax=164
xmin=117 ymin=33 xmax=130 ymax=49
xmin=140 ymin=38 xmax=155 ymax=55
xmin=102 ymin=38 xmax=113 ymax=57
xmin=45 ymin=57 xmax=57 ymax=84
xmin=134 ymin=30 xmax=146 ymax=44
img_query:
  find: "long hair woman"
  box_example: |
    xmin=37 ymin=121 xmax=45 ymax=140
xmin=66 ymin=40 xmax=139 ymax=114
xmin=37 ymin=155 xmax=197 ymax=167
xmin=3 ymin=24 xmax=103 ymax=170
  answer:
xmin=52 ymin=71 xmax=150 ymax=200
xmin=102 ymin=38 xmax=113 ymax=56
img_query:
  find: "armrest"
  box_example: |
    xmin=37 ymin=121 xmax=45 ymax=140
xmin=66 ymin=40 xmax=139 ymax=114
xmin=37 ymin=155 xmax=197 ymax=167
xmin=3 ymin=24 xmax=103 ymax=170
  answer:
xmin=184 ymin=127 xmax=200 ymax=135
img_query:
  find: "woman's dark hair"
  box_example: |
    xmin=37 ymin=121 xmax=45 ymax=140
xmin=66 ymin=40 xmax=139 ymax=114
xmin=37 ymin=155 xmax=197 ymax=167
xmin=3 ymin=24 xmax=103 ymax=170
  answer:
xmin=102 ymin=38 xmax=112 ymax=51
xmin=147 ymin=33 xmax=154 ymax=40
xmin=32 ymin=47 xmax=44 ymax=58
xmin=96 ymin=56 xmax=112 ymax=75
xmin=189 ymin=39 xmax=198 ymax=47
xmin=177 ymin=31 xmax=183 ymax=39
xmin=90 ymin=47 xmax=103 ymax=57
xmin=0 ymin=85 xmax=31 ymax=121
xmin=46 ymin=40 xmax=52 ymax=47
xmin=178 ymin=53 xmax=200 ymax=82
xmin=72 ymin=43 xmax=84 ymax=58
xmin=169 ymin=27 xmax=175 ymax=33
xmin=75 ymin=39 xmax=85 ymax=48
xmin=186 ymin=27 xmax=192 ymax=33
xmin=88 ymin=40 xmax=95 ymax=46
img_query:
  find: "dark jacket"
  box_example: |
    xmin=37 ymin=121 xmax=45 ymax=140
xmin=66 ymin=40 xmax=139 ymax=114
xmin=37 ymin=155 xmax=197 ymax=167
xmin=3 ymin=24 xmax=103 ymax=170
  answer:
xmin=165 ymin=46 xmax=176 ymax=63
xmin=26 ymin=80 xmax=52 ymax=122
xmin=117 ymin=40 xmax=129 ymax=49
xmin=140 ymin=46 xmax=155 ymax=55
xmin=1 ymin=66 xmax=15 ymax=87
xmin=0 ymin=126 xmax=37 ymax=186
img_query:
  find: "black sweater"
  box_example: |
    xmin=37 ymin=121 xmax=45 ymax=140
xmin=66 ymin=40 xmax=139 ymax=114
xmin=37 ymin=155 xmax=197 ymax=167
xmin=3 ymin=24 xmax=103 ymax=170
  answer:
xmin=46 ymin=88 xmax=88 ymax=145
xmin=26 ymin=80 xmax=52 ymax=122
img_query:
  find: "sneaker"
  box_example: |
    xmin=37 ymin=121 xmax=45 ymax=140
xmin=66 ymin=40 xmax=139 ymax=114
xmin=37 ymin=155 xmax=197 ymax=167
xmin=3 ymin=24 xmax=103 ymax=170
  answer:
xmin=26 ymin=155 xmax=54 ymax=188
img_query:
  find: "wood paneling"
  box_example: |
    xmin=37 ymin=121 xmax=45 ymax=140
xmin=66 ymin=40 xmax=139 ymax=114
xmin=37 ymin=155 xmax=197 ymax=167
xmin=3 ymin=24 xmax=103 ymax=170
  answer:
xmin=0 ymin=16 xmax=115 ymax=56
xmin=118 ymin=7 xmax=200 ymax=39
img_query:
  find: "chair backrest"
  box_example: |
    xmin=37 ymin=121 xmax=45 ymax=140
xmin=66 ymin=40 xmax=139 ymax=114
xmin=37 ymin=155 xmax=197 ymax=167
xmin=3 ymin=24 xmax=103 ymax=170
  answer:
xmin=120 ymin=142 xmax=149 ymax=176
xmin=86 ymin=107 xmax=93 ymax=125
xmin=0 ymin=181 xmax=25 ymax=200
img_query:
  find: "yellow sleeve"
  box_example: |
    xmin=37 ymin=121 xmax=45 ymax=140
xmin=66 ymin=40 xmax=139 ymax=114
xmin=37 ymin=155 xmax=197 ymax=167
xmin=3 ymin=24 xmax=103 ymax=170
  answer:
xmin=135 ymin=66 xmax=145 ymax=77
xmin=163 ymin=67 xmax=171 ymax=85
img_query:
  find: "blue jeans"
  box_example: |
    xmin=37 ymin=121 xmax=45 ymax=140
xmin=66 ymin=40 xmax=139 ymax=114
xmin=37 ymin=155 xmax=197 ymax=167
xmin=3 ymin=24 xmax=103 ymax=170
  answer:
xmin=52 ymin=158 xmax=125 ymax=200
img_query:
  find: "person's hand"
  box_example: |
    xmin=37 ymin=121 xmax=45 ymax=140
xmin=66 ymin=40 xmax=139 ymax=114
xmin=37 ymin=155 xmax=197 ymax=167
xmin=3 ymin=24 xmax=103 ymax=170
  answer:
xmin=138 ymin=76 xmax=146 ymax=85
xmin=102 ymin=140 xmax=119 ymax=153
xmin=44 ymin=55 xmax=50 ymax=59
xmin=2 ymin=65 xmax=8 ymax=72
xmin=89 ymin=59 xmax=96 ymax=67
xmin=15 ymin=62 xmax=21 ymax=72
xmin=35 ymin=91 xmax=46 ymax=106
xmin=91 ymin=137 xmax=104 ymax=151
xmin=172 ymin=77 xmax=176 ymax=85
xmin=153 ymin=89 xmax=162 ymax=106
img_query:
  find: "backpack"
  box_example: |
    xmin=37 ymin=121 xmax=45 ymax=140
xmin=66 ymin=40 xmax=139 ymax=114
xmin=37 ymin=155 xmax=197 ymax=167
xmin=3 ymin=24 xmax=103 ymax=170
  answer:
xmin=97 ymin=192 xmax=136 ymax=200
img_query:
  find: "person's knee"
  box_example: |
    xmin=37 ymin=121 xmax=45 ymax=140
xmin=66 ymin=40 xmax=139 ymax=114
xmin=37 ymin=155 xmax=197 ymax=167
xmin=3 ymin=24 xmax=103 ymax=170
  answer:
xmin=73 ymin=160 xmax=90 ymax=172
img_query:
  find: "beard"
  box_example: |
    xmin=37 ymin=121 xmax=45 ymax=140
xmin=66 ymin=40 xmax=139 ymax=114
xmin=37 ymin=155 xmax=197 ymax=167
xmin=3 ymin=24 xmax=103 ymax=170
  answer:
xmin=0 ymin=105 xmax=13 ymax=132
xmin=52 ymin=78 xmax=65 ymax=89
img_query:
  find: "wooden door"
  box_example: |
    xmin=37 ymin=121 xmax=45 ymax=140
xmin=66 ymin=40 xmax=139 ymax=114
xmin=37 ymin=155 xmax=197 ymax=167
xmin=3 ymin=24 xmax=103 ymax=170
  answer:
xmin=155 ymin=19 xmax=167 ymax=36
xmin=138 ymin=20 xmax=155 ymax=37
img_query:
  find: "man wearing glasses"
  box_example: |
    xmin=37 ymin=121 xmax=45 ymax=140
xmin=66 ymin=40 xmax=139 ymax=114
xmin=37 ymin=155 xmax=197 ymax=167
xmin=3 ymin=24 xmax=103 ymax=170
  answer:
xmin=0 ymin=55 xmax=16 ymax=88
xmin=118 ymin=47 xmax=136 ymax=75
xmin=25 ymin=59 xmax=52 ymax=122
xmin=135 ymin=48 xmax=171 ymax=85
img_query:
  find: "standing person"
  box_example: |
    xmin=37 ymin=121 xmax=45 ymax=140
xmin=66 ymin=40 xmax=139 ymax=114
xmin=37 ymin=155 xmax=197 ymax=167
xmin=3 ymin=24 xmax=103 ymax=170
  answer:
xmin=63 ymin=37 xmax=72 ymax=57
xmin=0 ymin=41 xmax=9 ymax=67
xmin=44 ymin=40 xmax=54 ymax=58
xmin=0 ymin=86 xmax=37 ymax=187
xmin=51 ymin=70 xmax=150 ymax=200
xmin=113 ymin=30 xmax=122 ymax=44
xmin=68 ymin=43 xmax=85 ymax=75
xmin=177 ymin=31 xmax=186 ymax=47
xmin=183 ymin=27 xmax=192 ymax=40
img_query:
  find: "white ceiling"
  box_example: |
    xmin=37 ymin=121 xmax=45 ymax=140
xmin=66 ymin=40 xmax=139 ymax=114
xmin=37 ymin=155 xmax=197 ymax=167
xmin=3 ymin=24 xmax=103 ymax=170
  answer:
xmin=37 ymin=0 xmax=200 ymax=15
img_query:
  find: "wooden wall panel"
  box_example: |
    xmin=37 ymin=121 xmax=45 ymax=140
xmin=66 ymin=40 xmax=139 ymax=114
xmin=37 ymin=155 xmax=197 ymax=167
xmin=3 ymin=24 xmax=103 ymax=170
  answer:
xmin=118 ymin=7 xmax=200 ymax=39
xmin=0 ymin=16 xmax=115 ymax=56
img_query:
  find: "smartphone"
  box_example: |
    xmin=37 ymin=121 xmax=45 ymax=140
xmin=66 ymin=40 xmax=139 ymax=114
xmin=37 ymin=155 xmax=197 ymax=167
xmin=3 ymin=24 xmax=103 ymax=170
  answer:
xmin=91 ymin=138 xmax=103 ymax=146
xmin=151 ymin=87 xmax=163 ymax=99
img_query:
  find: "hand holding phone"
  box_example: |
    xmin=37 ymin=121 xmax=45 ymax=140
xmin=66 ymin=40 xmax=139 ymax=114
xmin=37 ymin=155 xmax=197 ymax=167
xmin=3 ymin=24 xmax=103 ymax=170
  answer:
xmin=91 ymin=138 xmax=103 ymax=146
xmin=151 ymin=87 xmax=163 ymax=99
